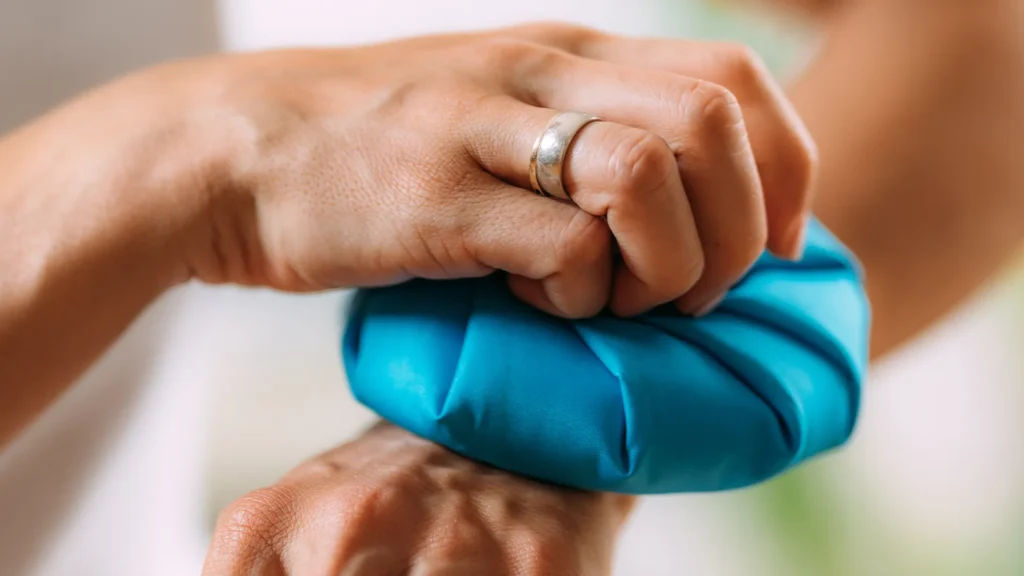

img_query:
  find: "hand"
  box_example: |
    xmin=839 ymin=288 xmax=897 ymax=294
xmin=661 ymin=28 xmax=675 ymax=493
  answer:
xmin=0 ymin=22 xmax=817 ymax=445
xmin=203 ymin=423 xmax=636 ymax=575
xmin=140 ymin=22 xmax=813 ymax=317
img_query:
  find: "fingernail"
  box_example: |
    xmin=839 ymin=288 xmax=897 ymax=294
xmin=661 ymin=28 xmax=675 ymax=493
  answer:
xmin=692 ymin=294 xmax=725 ymax=318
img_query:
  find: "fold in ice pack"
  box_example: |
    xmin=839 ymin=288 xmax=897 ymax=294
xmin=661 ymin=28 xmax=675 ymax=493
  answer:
xmin=342 ymin=219 xmax=869 ymax=494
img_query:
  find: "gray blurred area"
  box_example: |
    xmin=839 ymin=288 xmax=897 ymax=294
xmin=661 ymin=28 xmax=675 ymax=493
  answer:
xmin=0 ymin=0 xmax=219 ymax=132
xmin=0 ymin=3 xmax=218 ymax=574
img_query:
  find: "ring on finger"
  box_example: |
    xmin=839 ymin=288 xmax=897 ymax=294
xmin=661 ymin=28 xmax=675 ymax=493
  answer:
xmin=529 ymin=111 xmax=601 ymax=201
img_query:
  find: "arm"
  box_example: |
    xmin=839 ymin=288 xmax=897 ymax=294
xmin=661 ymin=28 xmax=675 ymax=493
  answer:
xmin=0 ymin=28 xmax=814 ymax=447
xmin=784 ymin=0 xmax=1024 ymax=357
xmin=0 ymin=67 xmax=216 ymax=443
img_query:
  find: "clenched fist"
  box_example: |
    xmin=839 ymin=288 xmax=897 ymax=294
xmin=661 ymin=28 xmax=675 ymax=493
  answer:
xmin=1 ymin=20 xmax=816 ymax=451
xmin=56 ymin=22 xmax=814 ymax=319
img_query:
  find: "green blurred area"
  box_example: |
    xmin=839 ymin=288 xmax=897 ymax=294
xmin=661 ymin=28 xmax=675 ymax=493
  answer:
xmin=660 ymin=1 xmax=812 ymax=75
xmin=657 ymin=2 xmax=1024 ymax=575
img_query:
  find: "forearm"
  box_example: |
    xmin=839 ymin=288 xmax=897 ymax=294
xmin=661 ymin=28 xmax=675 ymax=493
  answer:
xmin=790 ymin=0 xmax=1024 ymax=357
xmin=0 ymin=64 xmax=223 ymax=446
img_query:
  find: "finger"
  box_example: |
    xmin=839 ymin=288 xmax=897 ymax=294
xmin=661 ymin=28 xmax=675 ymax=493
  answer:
xmin=583 ymin=38 xmax=816 ymax=259
xmin=203 ymin=486 xmax=298 ymax=576
xmin=522 ymin=53 xmax=767 ymax=315
xmin=463 ymin=95 xmax=704 ymax=317
xmin=510 ymin=24 xmax=817 ymax=259
xmin=457 ymin=171 xmax=615 ymax=319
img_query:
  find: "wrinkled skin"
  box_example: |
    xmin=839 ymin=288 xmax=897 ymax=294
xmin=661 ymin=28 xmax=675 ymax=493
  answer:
xmin=177 ymin=23 xmax=815 ymax=318
xmin=181 ymin=24 xmax=812 ymax=576
xmin=203 ymin=423 xmax=636 ymax=576
xmin=1 ymin=22 xmax=815 ymax=446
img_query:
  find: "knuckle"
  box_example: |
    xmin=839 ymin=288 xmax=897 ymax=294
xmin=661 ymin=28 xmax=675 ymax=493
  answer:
xmin=515 ymin=21 xmax=602 ymax=50
xmin=275 ymin=481 xmax=418 ymax=568
xmin=712 ymin=42 xmax=769 ymax=89
xmin=393 ymin=80 xmax=480 ymax=129
xmin=332 ymin=477 xmax=409 ymax=523
xmin=684 ymin=80 xmax=744 ymax=134
xmin=309 ymin=481 xmax=414 ymax=556
xmin=607 ymin=129 xmax=678 ymax=200
xmin=213 ymin=486 xmax=293 ymax=553
xmin=468 ymin=37 xmax=566 ymax=76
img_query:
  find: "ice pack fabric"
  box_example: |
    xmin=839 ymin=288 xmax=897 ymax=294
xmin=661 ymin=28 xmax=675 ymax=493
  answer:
xmin=342 ymin=219 xmax=870 ymax=494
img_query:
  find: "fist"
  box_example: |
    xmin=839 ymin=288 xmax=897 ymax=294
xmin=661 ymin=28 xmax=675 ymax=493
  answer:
xmin=203 ymin=423 xmax=636 ymax=575
xmin=155 ymin=22 xmax=816 ymax=318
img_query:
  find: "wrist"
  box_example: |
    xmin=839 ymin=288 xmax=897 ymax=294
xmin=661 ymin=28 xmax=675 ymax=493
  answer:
xmin=44 ymin=59 xmax=247 ymax=290
xmin=0 ymin=65 xmax=225 ymax=442
xmin=0 ymin=58 xmax=251 ymax=443
xmin=136 ymin=57 xmax=276 ymax=288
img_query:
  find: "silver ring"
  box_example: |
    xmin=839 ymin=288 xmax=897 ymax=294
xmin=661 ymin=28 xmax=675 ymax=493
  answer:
xmin=529 ymin=111 xmax=601 ymax=201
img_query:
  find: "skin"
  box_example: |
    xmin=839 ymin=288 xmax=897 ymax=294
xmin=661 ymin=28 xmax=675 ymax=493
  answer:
xmin=202 ymin=2 xmax=1024 ymax=573
xmin=0 ymin=21 xmax=814 ymax=576
xmin=791 ymin=0 xmax=1024 ymax=354
xmin=2 ymin=1 xmax=1023 ymax=575
xmin=203 ymin=423 xmax=635 ymax=575
xmin=0 ymin=24 xmax=813 ymax=449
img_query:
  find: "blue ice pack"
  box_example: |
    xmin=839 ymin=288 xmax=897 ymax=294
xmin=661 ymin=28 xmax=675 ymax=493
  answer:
xmin=342 ymin=219 xmax=869 ymax=494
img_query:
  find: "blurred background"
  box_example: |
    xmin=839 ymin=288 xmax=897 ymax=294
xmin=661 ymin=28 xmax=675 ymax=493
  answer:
xmin=2 ymin=0 xmax=1022 ymax=575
